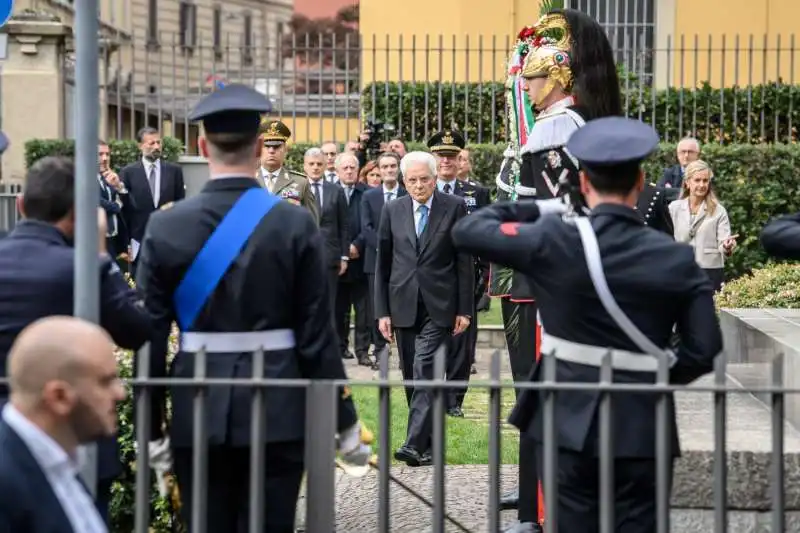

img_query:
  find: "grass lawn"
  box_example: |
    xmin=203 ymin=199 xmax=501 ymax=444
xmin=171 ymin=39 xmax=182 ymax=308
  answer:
xmin=352 ymin=384 xmax=520 ymax=465
xmin=478 ymin=304 xmax=503 ymax=326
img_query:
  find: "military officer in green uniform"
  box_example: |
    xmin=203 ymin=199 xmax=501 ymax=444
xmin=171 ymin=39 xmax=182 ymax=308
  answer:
xmin=258 ymin=119 xmax=320 ymax=224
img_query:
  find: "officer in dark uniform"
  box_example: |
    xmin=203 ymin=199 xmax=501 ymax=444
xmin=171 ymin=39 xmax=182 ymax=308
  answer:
xmin=257 ymin=118 xmax=320 ymax=224
xmin=635 ymin=182 xmax=674 ymax=236
xmin=452 ymin=117 xmax=722 ymax=533
xmin=0 ymin=151 xmax=153 ymax=524
xmin=136 ymin=84 xmax=367 ymax=533
xmin=427 ymin=130 xmax=489 ymax=416
xmin=761 ymin=212 xmax=800 ymax=259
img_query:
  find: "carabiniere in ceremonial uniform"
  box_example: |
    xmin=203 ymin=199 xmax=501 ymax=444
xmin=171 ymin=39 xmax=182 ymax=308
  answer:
xmin=635 ymin=182 xmax=674 ymax=236
xmin=136 ymin=83 xmax=369 ymax=532
xmin=452 ymin=117 xmax=722 ymax=533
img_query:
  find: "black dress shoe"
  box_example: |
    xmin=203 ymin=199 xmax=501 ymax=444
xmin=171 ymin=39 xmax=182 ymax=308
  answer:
xmin=394 ymin=445 xmax=423 ymax=466
xmin=447 ymin=406 xmax=464 ymax=418
xmin=500 ymin=487 xmax=519 ymax=510
xmin=342 ymin=351 xmax=355 ymax=360
xmin=470 ymin=364 xmax=478 ymax=375
xmin=356 ymin=354 xmax=372 ymax=366
xmin=419 ymin=450 xmax=433 ymax=466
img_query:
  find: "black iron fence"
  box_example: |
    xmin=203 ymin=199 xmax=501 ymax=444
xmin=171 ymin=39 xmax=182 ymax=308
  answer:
xmin=98 ymin=342 xmax=793 ymax=532
xmin=80 ymin=31 xmax=800 ymax=150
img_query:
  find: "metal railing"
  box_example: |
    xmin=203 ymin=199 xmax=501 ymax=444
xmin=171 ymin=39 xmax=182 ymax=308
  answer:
xmin=79 ymin=31 xmax=800 ymax=149
xmin=114 ymin=343 xmax=791 ymax=533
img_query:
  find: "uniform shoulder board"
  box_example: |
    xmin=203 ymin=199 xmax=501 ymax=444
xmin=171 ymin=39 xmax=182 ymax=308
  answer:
xmin=464 ymin=190 xmax=475 ymax=196
xmin=649 ymin=182 xmax=657 ymax=187
xmin=288 ymin=169 xmax=306 ymax=178
xmin=160 ymin=201 xmax=175 ymax=211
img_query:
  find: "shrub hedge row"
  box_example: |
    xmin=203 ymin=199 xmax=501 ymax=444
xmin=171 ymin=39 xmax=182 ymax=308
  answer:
xmin=360 ymin=81 xmax=800 ymax=145
xmin=23 ymin=137 xmax=798 ymax=531
xmin=25 ymin=138 xmax=800 ymax=281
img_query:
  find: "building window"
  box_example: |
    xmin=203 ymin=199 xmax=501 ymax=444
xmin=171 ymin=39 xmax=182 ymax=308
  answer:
xmin=147 ymin=0 xmax=158 ymax=47
xmin=567 ymin=0 xmax=655 ymax=85
xmin=179 ymin=1 xmax=197 ymax=52
xmin=213 ymin=6 xmax=223 ymax=60
xmin=242 ymin=12 xmax=253 ymax=66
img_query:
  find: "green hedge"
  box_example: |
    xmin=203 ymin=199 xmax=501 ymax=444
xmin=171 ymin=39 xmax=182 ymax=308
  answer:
xmin=25 ymin=139 xmax=800 ymax=281
xmin=360 ymin=81 xmax=800 ymax=145
xmin=716 ymin=263 xmax=800 ymax=308
xmin=24 ymin=138 xmax=184 ymax=170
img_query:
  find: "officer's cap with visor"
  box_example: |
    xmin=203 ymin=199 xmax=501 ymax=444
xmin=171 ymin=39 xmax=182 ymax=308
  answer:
xmin=567 ymin=116 xmax=659 ymax=179
xmin=427 ymin=130 xmax=466 ymax=157
xmin=189 ymin=84 xmax=272 ymax=139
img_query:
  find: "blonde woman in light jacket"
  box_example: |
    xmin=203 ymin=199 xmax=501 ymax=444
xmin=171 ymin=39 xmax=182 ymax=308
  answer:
xmin=668 ymin=160 xmax=737 ymax=291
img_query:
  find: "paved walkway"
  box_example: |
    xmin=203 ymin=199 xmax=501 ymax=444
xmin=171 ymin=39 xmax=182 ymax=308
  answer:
xmin=296 ymin=465 xmax=523 ymax=532
xmin=294 ymin=349 xmax=524 ymax=532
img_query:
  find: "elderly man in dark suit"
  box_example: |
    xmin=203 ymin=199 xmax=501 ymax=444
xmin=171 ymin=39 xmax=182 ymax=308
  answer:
xmin=0 ymin=316 xmax=126 ymax=533
xmin=305 ymin=147 xmax=350 ymax=323
xmin=119 ymin=127 xmax=186 ymax=276
xmin=334 ymin=152 xmax=372 ymax=366
xmin=361 ymin=152 xmax=406 ymax=356
xmin=657 ymin=137 xmax=701 ymax=201
xmin=0 ymin=156 xmax=152 ymax=524
xmin=375 ymin=151 xmax=474 ymax=467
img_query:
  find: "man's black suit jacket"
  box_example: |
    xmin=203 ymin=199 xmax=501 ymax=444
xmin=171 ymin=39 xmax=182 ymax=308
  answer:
xmin=0 ymin=418 xmax=89 ymax=532
xmin=360 ymin=186 xmax=407 ymax=275
xmin=311 ymin=179 xmax=349 ymax=269
xmin=374 ymin=191 xmax=474 ymax=329
xmin=119 ymin=160 xmax=186 ymax=243
xmin=340 ymin=182 xmax=368 ymax=281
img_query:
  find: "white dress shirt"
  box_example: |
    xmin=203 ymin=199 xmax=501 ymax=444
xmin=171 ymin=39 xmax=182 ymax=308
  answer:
xmin=142 ymin=157 xmax=161 ymax=207
xmin=2 ymin=404 xmax=108 ymax=533
xmin=261 ymin=167 xmax=281 ymax=191
xmin=437 ymin=178 xmax=457 ymax=194
xmin=412 ymin=196 xmax=434 ymax=232
xmin=309 ymin=178 xmax=325 ymax=207
xmin=382 ymin=184 xmax=399 ymax=202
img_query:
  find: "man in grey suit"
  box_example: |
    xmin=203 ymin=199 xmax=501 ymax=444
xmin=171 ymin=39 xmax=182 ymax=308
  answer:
xmin=374 ymin=151 xmax=474 ymax=467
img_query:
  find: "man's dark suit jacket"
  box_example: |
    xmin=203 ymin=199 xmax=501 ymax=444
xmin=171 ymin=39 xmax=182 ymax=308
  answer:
xmin=98 ymin=175 xmax=129 ymax=255
xmin=0 ymin=419 xmax=82 ymax=532
xmin=657 ymin=164 xmax=683 ymax=202
xmin=0 ymin=221 xmax=152 ymax=480
xmin=340 ymin=182 xmax=368 ymax=281
xmin=374 ymin=191 xmax=474 ymax=329
xmin=120 ymin=159 xmax=186 ymax=243
xmin=360 ymin=186 xmax=407 ymax=275
xmin=311 ymin=179 xmax=349 ymax=269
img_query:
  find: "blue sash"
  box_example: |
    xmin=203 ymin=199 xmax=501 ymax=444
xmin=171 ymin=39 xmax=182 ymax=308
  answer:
xmin=174 ymin=187 xmax=279 ymax=330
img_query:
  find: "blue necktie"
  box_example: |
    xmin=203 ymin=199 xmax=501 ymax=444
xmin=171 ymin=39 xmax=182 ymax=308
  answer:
xmin=416 ymin=205 xmax=429 ymax=237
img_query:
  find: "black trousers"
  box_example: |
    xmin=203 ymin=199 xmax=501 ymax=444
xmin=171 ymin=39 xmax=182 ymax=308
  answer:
xmin=395 ymin=301 xmax=450 ymax=452
xmin=366 ymin=273 xmax=387 ymax=352
xmin=446 ymin=310 xmax=477 ymax=409
xmin=703 ymin=267 xmax=724 ymax=292
xmin=326 ymin=267 xmax=339 ymax=324
xmin=503 ymin=298 xmax=541 ymax=523
xmin=535 ymin=445 xmax=665 ymax=533
xmin=173 ymin=443 xmax=305 ymax=533
xmin=336 ymin=278 xmax=370 ymax=357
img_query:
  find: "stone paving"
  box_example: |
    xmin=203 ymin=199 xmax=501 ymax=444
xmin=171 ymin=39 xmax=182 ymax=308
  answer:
xmin=295 ymin=348 xmax=524 ymax=532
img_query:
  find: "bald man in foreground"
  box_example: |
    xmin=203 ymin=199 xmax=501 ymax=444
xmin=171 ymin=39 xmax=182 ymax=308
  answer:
xmin=0 ymin=316 xmax=125 ymax=533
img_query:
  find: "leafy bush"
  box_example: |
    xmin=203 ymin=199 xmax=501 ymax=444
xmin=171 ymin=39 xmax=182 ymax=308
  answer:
xmin=716 ymin=263 xmax=800 ymax=308
xmin=360 ymin=81 xmax=800 ymax=145
xmin=24 ymin=138 xmax=184 ymax=170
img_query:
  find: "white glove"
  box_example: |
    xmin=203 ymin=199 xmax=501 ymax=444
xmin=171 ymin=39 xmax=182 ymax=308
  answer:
xmin=537 ymin=198 xmax=568 ymax=216
xmin=337 ymin=422 xmax=372 ymax=469
xmin=147 ymin=437 xmax=173 ymax=498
